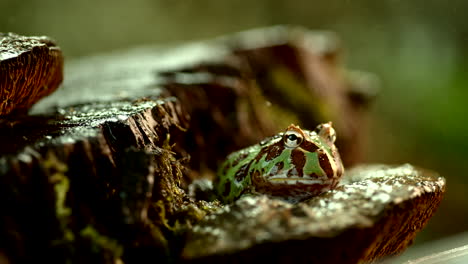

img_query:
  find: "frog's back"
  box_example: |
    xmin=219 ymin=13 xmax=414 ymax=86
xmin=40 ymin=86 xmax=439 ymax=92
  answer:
xmin=215 ymin=135 xmax=281 ymax=203
xmin=215 ymin=146 xmax=257 ymax=203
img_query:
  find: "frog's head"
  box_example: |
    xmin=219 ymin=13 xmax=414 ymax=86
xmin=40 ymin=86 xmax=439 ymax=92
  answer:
xmin=251 ymin=122 xmax=344 ymax=201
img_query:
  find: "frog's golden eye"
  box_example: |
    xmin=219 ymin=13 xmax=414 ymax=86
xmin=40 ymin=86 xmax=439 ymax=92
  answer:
xmin=283 ymin=130 xmax=303 ymax=148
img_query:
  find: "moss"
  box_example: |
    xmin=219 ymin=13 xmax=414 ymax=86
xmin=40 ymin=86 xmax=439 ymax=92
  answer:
xmin=155 ymin=200 xmax=174 ymax=231
xmin=44 ymin=151 xmax=75 ymax=243
xmin=248 ymin=78 xmax=301 ymax=131
xmin=80 ymin=225 xmax=124 ymax=258
xmin=267 ymin=65 xmax=334 ymax=124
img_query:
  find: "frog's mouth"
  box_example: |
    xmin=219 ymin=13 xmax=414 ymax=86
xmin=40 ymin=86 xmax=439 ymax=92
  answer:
xmin=254 ymin=176 xmax=334 ymax=199
xmin=268 ymin=177 xmax=325 ymax=185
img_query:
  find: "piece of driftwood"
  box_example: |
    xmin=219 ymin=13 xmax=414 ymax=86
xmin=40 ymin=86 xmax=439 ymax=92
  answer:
xmin=0 ymin=33 xmax=63 ymax=116
xmin=0 ymin=26 xmax=443 ymax=264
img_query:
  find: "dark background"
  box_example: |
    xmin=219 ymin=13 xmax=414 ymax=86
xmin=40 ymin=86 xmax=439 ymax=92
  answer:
xmin=2 ymin=0 xmax=467 ymax=246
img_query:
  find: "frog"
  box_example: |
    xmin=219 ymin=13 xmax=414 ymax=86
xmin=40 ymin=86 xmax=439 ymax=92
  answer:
xmin=215 ymin=122 xmax=344 ymax=203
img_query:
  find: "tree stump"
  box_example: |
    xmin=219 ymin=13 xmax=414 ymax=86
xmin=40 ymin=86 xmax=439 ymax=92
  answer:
xmin=0 ymin=26 xmax=444 ymax=264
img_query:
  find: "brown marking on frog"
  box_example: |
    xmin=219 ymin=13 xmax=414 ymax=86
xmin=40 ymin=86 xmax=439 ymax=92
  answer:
xmin=234 ymin=160 xmax=253 ymax=182
xmin=300 ymin=140 xmax=319 ymax=153
xmin=290 ymin=149 xmax=306 ymax=177
xmin=276 ymin=161 xmax=284 ymax=171
xmin=222 ymin=181 xmax=231 ymax=197
xmin=318 ymin=151 xmax=334 ymax=178
xmin=251 ymin=169 xmax=269 ymax=191
xmin=254 ymin=141 xmax=284 ymax=162
xmin=221 ymin=162 xmax=230 ymax=176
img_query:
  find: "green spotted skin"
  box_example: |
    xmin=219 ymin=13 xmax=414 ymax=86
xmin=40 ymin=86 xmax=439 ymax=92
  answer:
xmin=215 ymin=123 xmax=344 ymax=203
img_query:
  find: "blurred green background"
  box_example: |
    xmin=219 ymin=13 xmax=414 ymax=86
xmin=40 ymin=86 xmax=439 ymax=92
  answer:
xmin=1 ymin=0 xmax=467 ymax=247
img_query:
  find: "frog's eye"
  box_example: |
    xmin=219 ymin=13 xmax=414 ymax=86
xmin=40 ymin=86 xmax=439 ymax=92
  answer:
xmin=315 ymin=122 xmax=336 ymax=143
xmin=283 ymin=130 xmax=303 ymax=148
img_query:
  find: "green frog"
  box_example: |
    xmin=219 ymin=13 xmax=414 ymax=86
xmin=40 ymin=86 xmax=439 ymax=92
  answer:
xmin=215 ymin=123 xmax=344 ymax=203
